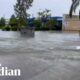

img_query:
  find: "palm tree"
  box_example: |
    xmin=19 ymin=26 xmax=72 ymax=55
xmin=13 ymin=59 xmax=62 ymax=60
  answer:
xmin=69 ymin=0 xmax=80 ymax=18
xmin=37 ymin=9 xmax=51 ymax=27
xmin=38 ymin=12 xmax=43 ymax=20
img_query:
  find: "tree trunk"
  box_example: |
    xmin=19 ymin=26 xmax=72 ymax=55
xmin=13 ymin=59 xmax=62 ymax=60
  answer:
xmin=69 ymin=3 xmax=74 ymax=18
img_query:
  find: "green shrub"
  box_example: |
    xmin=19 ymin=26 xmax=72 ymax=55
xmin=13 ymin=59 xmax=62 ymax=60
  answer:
xmin=11 ymin=26 xmax=18 ymax=31
xmin=9 ymin=15 xmax=18 ymax=28
xmin=35 ymin=27 xmax=49 ymax=31
xmin=32 ymin=20 xmax=42 ymax=27
xmin=2 ymin=26 xmax=11 ymax=31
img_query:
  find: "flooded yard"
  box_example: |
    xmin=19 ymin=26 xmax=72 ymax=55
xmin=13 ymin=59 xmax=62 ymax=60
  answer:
xmin=0 ymin=31 xmax=80 ymax=80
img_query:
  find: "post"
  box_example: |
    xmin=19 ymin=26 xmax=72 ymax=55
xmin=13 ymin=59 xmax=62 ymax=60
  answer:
xmin=79 ymin=10 xmax=80 ymax=37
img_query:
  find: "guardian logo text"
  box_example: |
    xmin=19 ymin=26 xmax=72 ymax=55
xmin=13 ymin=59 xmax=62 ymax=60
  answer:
xmin=0 ymin=64 xmax=21 ymax=76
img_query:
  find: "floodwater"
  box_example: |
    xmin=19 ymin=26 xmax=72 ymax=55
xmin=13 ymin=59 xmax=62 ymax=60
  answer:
xmin=0 ymin=31 xmax=80 ymax=80
xmin=0 ymin=31 xmax=80 ymax=50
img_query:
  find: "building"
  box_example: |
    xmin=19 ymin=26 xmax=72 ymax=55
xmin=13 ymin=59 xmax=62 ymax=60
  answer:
xmin=62 ymin=14 xmax=80 ymax=31
xmin=51 ymin=17 xmax=63 ymax=30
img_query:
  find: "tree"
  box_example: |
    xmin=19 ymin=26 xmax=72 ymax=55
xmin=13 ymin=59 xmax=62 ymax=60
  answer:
xmin=37 ymin=9 xmax=51 ymax=27
xmin=37 ymin=9 xmax=51 ymax=20
xmin=9 ymin=15 xmax=18 ymax=27
xmin=0 ymin=17 xmax=6 ymax=27
xmin=14 ymin=0 xmax=33 ymax=28
xmin=32 ymin=20 xmax=42 ymax=27
xmin=9 ymin=15 xmax=18 ymax=30
xmin=46 ymin=19 xmax=56 ymax=30
xmin=69 ymin=0 xmax=80 ymax=18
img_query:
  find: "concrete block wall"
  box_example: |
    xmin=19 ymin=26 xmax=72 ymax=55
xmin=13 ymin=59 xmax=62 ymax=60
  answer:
xmin=62 ymin=14 xmax=80 ymax=31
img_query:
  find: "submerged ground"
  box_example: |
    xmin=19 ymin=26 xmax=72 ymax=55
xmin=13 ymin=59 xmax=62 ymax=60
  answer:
xmin=0 ymin=31 xmax=80 ymax=80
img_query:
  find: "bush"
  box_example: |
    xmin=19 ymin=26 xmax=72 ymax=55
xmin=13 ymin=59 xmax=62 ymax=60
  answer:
xmin=2 ymin=26 xmax=11 ymax=31
xmin=35 ymin=27 xmax=49 ymax=31
xmin=32 ymin=20 xmax=42 ymax=27
xmin=9 ymin=15 xmax=18 ymax=27
xmin=46 ymin=19 xmax=56 ymax=30
xmin=11 ymin=26 xmax=18 ymax=31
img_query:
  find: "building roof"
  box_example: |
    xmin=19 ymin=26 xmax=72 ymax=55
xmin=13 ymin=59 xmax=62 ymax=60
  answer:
xmin=51 ymin=16 xmax=63 ymax=21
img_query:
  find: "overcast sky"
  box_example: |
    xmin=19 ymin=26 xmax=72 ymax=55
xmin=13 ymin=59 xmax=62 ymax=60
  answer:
xmin=0 ymin=0 xmax=75 ymax=18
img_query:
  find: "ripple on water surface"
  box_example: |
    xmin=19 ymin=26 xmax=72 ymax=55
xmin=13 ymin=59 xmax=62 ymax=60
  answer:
xmin=0 ymin=31 xmax=80 ymax=51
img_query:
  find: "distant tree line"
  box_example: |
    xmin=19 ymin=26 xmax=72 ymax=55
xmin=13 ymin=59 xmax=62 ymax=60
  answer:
xmin=0 ymin=9 xmax=62 ymax=31
xmin=0 ymin=0 xmax=63 ymax=31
